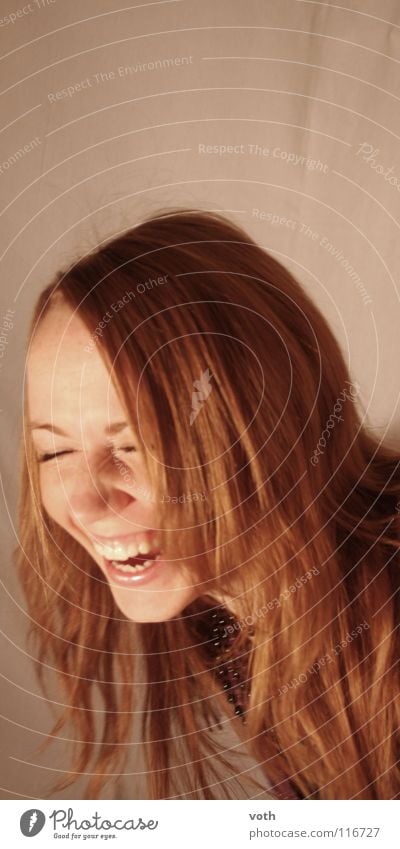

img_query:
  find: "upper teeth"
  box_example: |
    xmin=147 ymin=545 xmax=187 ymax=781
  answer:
xmin=93 ymin=537 xmax=160 ymax=561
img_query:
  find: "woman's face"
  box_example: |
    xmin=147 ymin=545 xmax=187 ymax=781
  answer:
xmin=26 ymin=302 xmax=200 ymax=622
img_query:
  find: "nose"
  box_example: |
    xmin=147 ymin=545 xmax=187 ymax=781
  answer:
xmin=67 ymin=456 xmax=135 ymax=526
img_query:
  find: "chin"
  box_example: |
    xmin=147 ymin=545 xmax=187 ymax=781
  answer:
xmin=109 ymin=585 xmax=200 ymax=623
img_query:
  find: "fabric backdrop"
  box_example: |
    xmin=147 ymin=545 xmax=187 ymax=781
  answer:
xmin=1 ymin=0 xmax=399 ymax=799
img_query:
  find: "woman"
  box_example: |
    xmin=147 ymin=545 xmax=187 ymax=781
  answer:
xmin=17 ymin=208 xmax=400 ymax=800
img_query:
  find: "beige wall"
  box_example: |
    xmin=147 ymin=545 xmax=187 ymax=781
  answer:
xmin=1 ymin=0 xmax=400 ymax=799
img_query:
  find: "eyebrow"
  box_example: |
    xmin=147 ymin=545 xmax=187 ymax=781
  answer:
xmin=29 ymin=421 xmax=132 ymax=436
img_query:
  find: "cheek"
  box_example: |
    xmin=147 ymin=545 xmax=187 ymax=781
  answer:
xmin=39 ymin=469 xmax=68 ymax=520
xmin=123 ymin=458 xmax=153 ymax=494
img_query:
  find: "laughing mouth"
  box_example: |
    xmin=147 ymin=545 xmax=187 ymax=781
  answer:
xmin=91 ymin=534 xmax=162 ymax=573
xmin=108 ymin=551 xmax=161 ymax=573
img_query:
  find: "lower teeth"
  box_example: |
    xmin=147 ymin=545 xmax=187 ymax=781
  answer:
xmin=110 ymin=559 xmax=155 ymax=573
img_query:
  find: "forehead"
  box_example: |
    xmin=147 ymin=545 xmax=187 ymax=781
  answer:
xmin=26 ymin=303 xmax=124 ymax=424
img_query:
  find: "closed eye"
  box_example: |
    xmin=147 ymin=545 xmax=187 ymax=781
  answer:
xmin=37 ymin=446 xmax=138 ymax=463
xmin=37 ymin=450 xmax=74 ymax=463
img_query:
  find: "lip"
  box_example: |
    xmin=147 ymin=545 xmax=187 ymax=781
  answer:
xmin=102 ymin=554 xmax=167 ymax=586
xmin=89 ymin=530 xmax=157 ymax=544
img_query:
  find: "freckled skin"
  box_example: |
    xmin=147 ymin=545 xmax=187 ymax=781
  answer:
xmin=27 ymin=303 xmax=202 ymax=623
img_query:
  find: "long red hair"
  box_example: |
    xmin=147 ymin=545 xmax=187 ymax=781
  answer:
xmin=17 ymin=208 xmax=400 ymax=798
